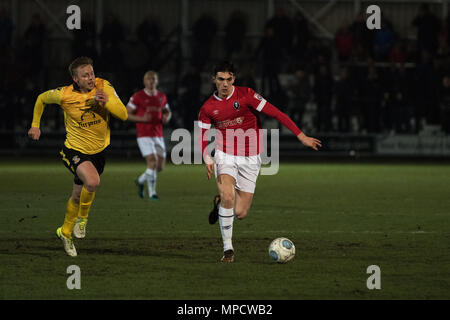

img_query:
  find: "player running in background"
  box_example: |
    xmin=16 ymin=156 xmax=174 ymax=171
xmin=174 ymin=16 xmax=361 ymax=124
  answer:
xmin=28 ymin=57 xmax=128 ymax=257
xmin=126 ymin=71 xmax=172 ymax=201
xmin=198 ymin=61 xmax=321 ymax=263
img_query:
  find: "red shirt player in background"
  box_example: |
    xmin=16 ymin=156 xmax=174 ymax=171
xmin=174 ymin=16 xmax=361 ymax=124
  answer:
xmin=127 ymin=70 xmax=172 ymax=201
xmin=198 ymin=61 xmax=321 ymax=263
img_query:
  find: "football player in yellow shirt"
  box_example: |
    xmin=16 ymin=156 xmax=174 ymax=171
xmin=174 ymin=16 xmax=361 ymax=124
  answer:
xmin=28 ymin=57 xmax=128 ymax=257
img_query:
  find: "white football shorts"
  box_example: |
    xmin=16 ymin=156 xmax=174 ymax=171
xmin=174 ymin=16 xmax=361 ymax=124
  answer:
xmin=137 ymin=137 xmax=166 ymax=158
xmin=214 ymin=149 xmax=261 ymax=194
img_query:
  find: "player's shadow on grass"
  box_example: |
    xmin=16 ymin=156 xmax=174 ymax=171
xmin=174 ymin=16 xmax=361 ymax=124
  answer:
xmin=5 ymin=237 xmax=226 ymax=261
xmin=29 ymin=238 xmax=194 ymax=260
xmin=79 ymin=246 xmax=192 ymax=259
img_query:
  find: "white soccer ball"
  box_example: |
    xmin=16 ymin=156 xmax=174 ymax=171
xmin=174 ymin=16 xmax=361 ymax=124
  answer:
xmin=268 ymin=237 xmax=295 ymax=263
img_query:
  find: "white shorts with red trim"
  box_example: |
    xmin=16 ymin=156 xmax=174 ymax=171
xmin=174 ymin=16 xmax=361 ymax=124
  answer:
xmin=214 ymin=149 xmax=261 ymax=194
xmin=137 ymin=137 xmax=166 ymax=158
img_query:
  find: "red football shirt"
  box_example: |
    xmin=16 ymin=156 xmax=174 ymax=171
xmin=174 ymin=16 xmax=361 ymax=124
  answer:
xmin=198 ymin=86 xmax=302 ymax=157
xmin=127 ymin=89 xmax=169 ymax=138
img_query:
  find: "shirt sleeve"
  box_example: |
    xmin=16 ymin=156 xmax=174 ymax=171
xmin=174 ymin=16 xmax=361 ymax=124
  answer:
xmin=127 ymin=93 xmax=138 ymax=110
xmin=103 ymin=80 xmax=128 ymax=121
xmin=31 ymin=88 xmax=63 ymax=128
xmin=197 ymin=107 xmax=212 ymax=161
xmin=246 ymin=87 xmax=302 ymax=136
xmin=163 ymin=94 xmax=170 ymax=111
xmin=245 ymin=88 xmax=268 ymax=113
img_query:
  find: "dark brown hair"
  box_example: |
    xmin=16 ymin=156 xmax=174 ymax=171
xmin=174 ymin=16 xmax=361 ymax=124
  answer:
xmin=69 ymin=56 xmax=93 ymax=77
xmin=213 ymin=61 xmax=236 ymax=76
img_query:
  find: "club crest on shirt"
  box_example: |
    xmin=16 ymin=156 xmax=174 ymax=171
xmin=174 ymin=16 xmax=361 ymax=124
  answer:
xmin=72 ymin=155 xmax=80 ymax=165
xmin=80 ymin=109 xmax=96 ymax=121
xmin=233 ymin=101 xmax=240 ymax=110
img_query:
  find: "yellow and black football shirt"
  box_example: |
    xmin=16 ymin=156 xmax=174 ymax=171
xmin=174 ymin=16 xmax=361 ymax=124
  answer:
xmin=31 ymin=78 xmax=128 ymax=154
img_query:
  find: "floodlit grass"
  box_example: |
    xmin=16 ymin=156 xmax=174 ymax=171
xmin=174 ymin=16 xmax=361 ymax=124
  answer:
xmin=1 ymin=159 xmax=449 ymax=299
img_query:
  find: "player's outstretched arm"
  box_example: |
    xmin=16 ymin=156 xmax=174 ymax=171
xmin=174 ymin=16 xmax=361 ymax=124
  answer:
xmin=249 ymin=91 xmax=322 ymax=151
xmin=297 ymin=132 xmax=322 ymax=151
xmin=28 ymin=89 xmax=62 ymax=141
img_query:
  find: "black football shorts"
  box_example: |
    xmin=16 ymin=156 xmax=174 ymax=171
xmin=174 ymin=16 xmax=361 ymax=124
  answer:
xmin=59 ymin=145 xmax=107 ymax=185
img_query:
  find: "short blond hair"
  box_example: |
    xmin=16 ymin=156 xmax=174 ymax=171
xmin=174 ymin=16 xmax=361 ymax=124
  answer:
xmin=144 ymin=70 xmax=158 ymax=78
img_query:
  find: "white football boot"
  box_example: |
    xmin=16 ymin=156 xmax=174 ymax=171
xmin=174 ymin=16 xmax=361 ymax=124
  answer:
xmin=73 ymin=218 xmax=88 ymax=239
xmin=56 ymin=227 xmax=77 ymax=257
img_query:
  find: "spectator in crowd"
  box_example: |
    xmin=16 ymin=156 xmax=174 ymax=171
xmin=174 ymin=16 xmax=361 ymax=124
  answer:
xmin=224 ymin=11 xmax=247 ymax=61
xmin=334 ymin=67 xmax=354 ymax=133
xmin=361 ymin=64 xmax=382 ymax=133
xmin=121 ymin=32 xmax=149 ymax=75
xmin=439 ymin=75 xmax=450 ymax=133
xmin=335 ymin=21 xmax=354 ymax=62
xmin=374 ymin=19 xmax=396 ymax=61
xmin=136 ymin=16 xmax=161 ymax=67
xmin=309 ymin=40 xmax=332 ymax=75
xmin=287 ymin=65 xmax=311 ymax=126
xmin=412 ymin=3 xmax=441 ymax=57
xmin=179 ymin=64 xmax=202 ymax=129
xmin=350 ymin=43 xmax=369 ymax=63
xmin=436 ymin=20 xmax=450 ymax=73
xmin=0 ymin=7 xmax=13 ymax=54
xmin=438 ymin=19 xmax=448 ymax=47
xmin=191 ymin=14 xmax=218 ymax=71
xmin=3 ymin=49 xmax=25 ymax=91
xmin=350 ymin=11 xmax=375 ymax=59
xmin=446 ymin=11 xmax=450 ymax=45
xmin=72 ymin=16 xmax=98 ymax=61
xmin=383 ymin=64 xmax=411 ymax=133
xmin=236 ymin=63 xmax=257 ymax=89
xmin=2 ymin=49 xmax=31 ymax=131
xmin=0 ymin=8 xmax=13 ymax=94
xmin=291 ymin=11 xmax=311 ymax=62
xmin=389 ymin=41 xmax=407 ymax=64
xmin=313 ymin=65 xmax=333 ymax=132
xmin=23 ymin=14 xmax=46 ymax=78
xmin=265 ymin=7 xmax=294 ymax=57
xmin=413 ymin=50 xmax=440 ymax=131
xmin=101 ymin=14 xmax=125 ymax=72
xmin=255 ymin=26 xmax=283 ymax=98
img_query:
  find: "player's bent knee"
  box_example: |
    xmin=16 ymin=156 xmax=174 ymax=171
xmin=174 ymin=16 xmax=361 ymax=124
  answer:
xmin=146 ymin=155 xmax=157 ymax=168
xmin=84 ymin=178 xmax=100 ymax=192
xmin=235 ymin=210 xmax=248 ymax=220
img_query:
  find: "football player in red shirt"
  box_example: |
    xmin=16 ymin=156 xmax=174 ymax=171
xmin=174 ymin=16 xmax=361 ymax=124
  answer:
xmin=127 ymin=71 xmax=172 ymax=201
xmin=198 ymin=61 xmax=321 ymax=262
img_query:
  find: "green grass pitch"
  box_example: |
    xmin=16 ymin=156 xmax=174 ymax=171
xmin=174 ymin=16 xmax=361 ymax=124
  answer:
xmin=1 ymin=158 xmax=449 ymax=299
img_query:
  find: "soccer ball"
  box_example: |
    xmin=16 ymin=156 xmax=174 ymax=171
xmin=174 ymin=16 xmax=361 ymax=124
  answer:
xmin=268 ymin=237 xmax=295 ymax=263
